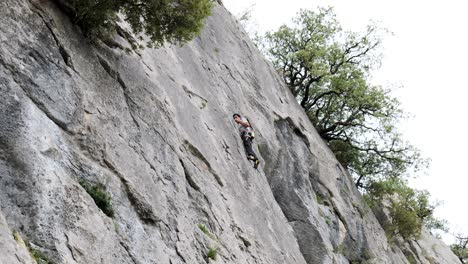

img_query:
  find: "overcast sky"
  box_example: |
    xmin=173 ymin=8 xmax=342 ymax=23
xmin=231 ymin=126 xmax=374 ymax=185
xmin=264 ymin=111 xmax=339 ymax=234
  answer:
xmin=223 ymin=0 xmax=468 ymax=245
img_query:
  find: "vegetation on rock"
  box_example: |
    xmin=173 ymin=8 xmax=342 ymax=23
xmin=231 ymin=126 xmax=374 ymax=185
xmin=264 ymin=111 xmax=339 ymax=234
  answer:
xmin=207 ymin=247 xmax=218 ymax=260
xmin=253 ymin=8 xmax=453 ymax=248
xmin=365 ymin=178 xmax=446 ymax=240
xmin=451 ymin=235 xmax=468 ymax=263
xmin=256 ymin=7 xmax=427 ymax=189
xmin=79 ymin=179 xmax=115 ymax=217
xmin=58 ymin=0 xmax=214 ymax=47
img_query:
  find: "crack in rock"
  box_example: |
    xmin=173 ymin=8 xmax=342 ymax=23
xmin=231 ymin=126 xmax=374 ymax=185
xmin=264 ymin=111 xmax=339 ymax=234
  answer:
xmin=103 ymin=158 xmax=160 ymax=226
xmin=96 ymin=55 xmax=140 ymax=129
xmin=0 ymin=60 xmax=70 ymax=132
xmin=64 ymin=233 xmax=78 ymax=262
xmin=175 ymin=244 xmax=188 ymax=263
xmin=179 ymin=159 xmax=201 ymax=191
xmin=183 ymin=140 xmax=223 ymax=187
xmin=119 ymin=241 xmax=139 ymax=264
xmin=29 ymin=1 xmax=76 ymax=71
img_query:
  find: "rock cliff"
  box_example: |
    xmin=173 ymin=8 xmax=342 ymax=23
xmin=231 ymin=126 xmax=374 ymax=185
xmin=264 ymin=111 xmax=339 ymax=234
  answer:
xmin=0 ymin=0 xmax=461 ymax=263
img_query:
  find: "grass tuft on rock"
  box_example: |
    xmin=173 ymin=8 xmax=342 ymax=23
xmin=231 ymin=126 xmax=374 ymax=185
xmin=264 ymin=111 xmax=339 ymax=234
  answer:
xmin=79 ymin=179 xmax=115 ymax=217
xmin=207 ymin=247 xmax=218 ymax=260
xmin=29 ymin=247 xmax=53 ymax=264
xmin=24 ymin=240 xmax=53 ymax=264
xmin=198 ymin=224 xmax=218 ymax=241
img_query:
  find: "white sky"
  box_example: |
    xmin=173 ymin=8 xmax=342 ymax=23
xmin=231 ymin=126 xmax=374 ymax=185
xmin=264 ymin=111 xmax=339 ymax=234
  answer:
xmin=223 ymin=0 xmax=468 ymax=245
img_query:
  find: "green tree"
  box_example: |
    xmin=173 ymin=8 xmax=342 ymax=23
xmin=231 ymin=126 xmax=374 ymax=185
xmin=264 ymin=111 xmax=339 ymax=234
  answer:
xmin=258 ymin=7 xmax=426 ymax=187
xmin=57 ymin=0 xmax=213 ymax=47
xmin=451 ymin=235 xmax=468 ymax=263
xmin=364 ymin=178 xmax=446 ymax=240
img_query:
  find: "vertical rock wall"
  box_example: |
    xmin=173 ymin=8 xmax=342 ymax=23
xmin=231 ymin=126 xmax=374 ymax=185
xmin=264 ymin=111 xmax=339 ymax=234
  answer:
xmin=0 ymin=0 xmax=461 ymax=263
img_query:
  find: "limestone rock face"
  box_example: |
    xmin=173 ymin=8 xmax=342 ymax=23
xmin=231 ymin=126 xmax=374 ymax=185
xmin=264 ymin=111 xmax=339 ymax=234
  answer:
xmin=0 ymin=0 xmax=461 ymax=263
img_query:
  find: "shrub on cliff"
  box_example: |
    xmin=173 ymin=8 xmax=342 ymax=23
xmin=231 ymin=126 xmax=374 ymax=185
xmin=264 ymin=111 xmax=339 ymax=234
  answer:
xmin=365 ymin=178 xmax=445 ymax=240
xmin=79 ymin=179 xmax=115 ymax=217
xmin=451 ymin=235 xmax=468 ymax=263
xmin=59 ymin=0 xmax=213 ymax=47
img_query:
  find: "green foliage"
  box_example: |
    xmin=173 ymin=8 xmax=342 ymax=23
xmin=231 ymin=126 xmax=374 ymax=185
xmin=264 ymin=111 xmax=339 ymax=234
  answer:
xmin=404 ymin=251 xmax=417 ymax=264
xmin=364 ymin=178 xmax=445 ymax=240
xmin=200 ymin=99 xmax=208 ymax=109
xmin=25 ymin=240 xmax=53 ymax=264
xmin=237 ymin=4 xmax=254 ymax=23
xmin=333 ymin=243 xmax=345 ymax=254
xmin=14 ymin=231 xmax=53 ymax=263
xmin=61 ymin=0 xmax=213 ymax=47
xmin=29 ymin=248 xmax=53 ymax=264
xmin=198 ymin=224 xmax=209 ymax=234
xmin=198 ymin=224 xmax=221 ymax=260
xmin=13 ymin=230 xmax=22 ymax=243
xmin=333 ymin=243 xmax=373 ymax=263
xmin=65 ymin=0 xmax=119 ymax=38
xmin=425 ymin=217 xmax=448 ymax=234
xmin=207 ymin=247 xmax=218 ymax=260
xmin=198 ymin=224 xmax=218 ymax=241
xmin=452 ymin=245 xmax=468 ymax=263
xmin=236 ymin=4 xmax=259 ymax=37
xmin=113 ymin=220 xmax=120 ymax=233
xmin=257 ymin=7 xmax=427 ymax=188
xmin=451 ymin=235 xmax=468 ymax=263
xmin=79 ymin=179 xmax=115 ymax=217
xmin=389 ymin=201 xmax=422 ymax=239
xmin=315 ymin=192 xmax=325 ymax=205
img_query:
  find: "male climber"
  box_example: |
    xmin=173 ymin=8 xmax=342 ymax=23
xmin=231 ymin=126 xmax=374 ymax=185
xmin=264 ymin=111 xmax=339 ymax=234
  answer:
xmin=233 ymin=113 xmax=260 ymax=169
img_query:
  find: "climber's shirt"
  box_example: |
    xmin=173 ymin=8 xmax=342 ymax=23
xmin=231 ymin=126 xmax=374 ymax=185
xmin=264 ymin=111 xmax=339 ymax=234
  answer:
xmin=238 ymin=116 xmax=252 ymax=135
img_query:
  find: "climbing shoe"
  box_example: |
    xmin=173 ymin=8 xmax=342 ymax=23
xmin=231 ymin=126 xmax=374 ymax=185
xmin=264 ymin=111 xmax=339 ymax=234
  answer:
xmin=253 ymin=159 xmax=260 ymax=169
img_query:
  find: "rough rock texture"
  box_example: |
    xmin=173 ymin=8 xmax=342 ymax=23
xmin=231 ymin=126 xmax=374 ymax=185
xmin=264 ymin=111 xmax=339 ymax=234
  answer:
xmin=0 ymin=213 xmax=35 ymax=264
xmin=0 ymin=0 xmax=461 ymax=263
xmin=405 ymin=228 xmax=462 ymax=264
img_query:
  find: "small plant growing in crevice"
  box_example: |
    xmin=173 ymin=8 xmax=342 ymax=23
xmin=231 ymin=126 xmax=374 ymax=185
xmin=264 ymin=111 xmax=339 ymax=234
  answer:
xmin=404 ymin=251 xmax=417 ymax=264
xmin=79 ymin=179 xmax=115 ymax=217
xmin=333 ymin=243 xmax=345 ymax=254
xmin=25 ymin=240 xmax=53 ymax=264
xmin=197 ymin=224 xmax=221 ymax=261
xmin=113 ymin=220 xmax=120 ymax=234
xmin=198 ymin=224 xmax=218 ymax=241
xmin=13 ymin=230 xmax=22 ymax=243
xmin=207 ymin=247 xmax=219 ymax=261
xmin=198 ymin=223 xmax=209 ymax=234
xmin=200 ymin=99 xmax=208 ymax=109
xmin=29 ymin=247 xmax=53 ymax=264
xmin=315 ymin=192 xmax=325 ymax=205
